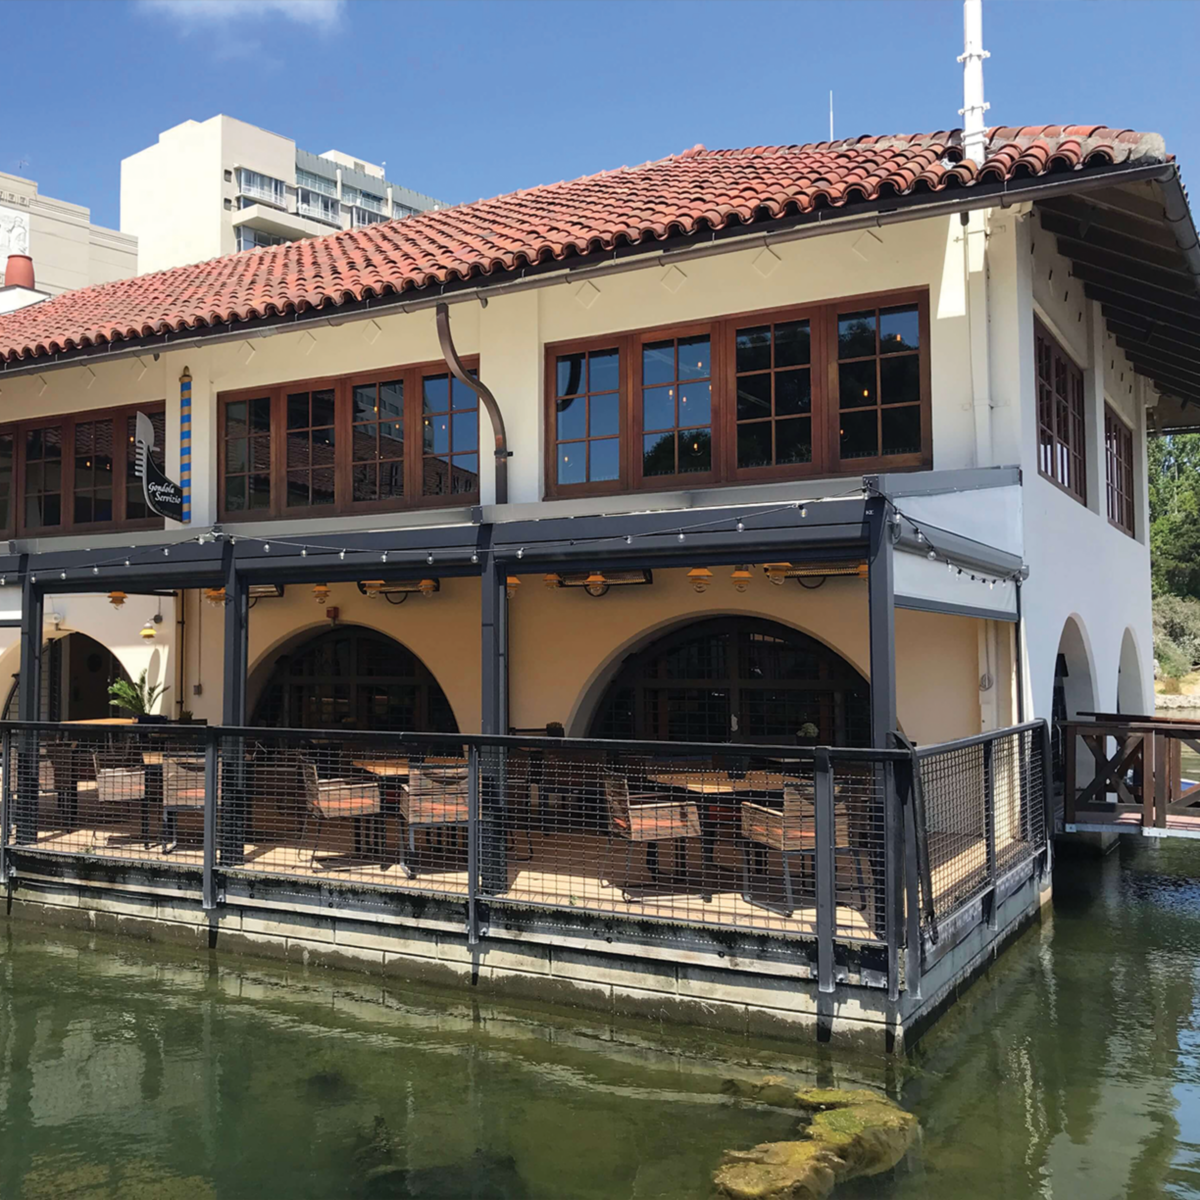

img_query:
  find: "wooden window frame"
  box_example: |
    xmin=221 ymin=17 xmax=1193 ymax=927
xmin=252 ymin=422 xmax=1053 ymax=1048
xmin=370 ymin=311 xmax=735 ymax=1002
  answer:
xmin=218 ymin=357 xmax=481 ymax=524
xmin=1034 ymin=319 xmax=1087 ymax=504
xmin=543 ymin=288 xmax=931 ymax=500
xmin=1105 ymin=404 xmax=1136 ymax=536
xmin=0 ymin=402 xmax=166 ymax=539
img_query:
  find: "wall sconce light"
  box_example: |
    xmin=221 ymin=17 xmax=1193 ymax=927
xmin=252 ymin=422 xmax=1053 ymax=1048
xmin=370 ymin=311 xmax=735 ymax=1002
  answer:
xmin=362 ymin=580 xmax=384 ymax=599
xmin=730 ymin=565 xmax=753 ymax=593
xmin=312 ymin=584 xmax=331 ymax=605
xmin=204 ymin=587 xmax=226 ymax=607
xmin=583 ymin=571 xmax=608 ymax=598
xmin=418 ymin=578 xmax=438 ymax=597
xmin=687 ymin=566 xmax=713 ymax=594
xmin=108 ymin=590 xmax=127 ymax=609
xmin=506 ymin=576 xmax=521 ymax=600
xmin=140 ymin=620 xmax=156 ymax=641
xmin=543 ymin=573 xmax=563 ymax=590
xmin=765 ymin=562 xmax=791 ymax=586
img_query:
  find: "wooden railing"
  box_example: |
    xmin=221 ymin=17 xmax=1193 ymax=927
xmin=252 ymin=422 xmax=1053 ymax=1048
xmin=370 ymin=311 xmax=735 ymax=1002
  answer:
xmin=1061 ymin=714 xmax=1200 ymax=833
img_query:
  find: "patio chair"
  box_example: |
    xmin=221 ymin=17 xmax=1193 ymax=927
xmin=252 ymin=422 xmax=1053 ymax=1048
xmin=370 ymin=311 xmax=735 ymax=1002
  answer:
xmin=300 ymin=760 xmax=383 ymax=869
xmin=396 ymin=761 xmax=470 ymax=878
xmin=602 ymin=773 xmax=702 ymax=900
xmin=162 ymin=755 xmax=206 ymax=852
xmin=93 ymin=751 xmax=146 ymax=843
xmin=739 ymin=785 xmax=866 ymax=917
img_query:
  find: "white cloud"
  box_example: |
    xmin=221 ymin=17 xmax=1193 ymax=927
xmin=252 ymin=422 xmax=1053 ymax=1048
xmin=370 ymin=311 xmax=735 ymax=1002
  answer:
xmin=138 ymin=0 xmax=345 ymax=31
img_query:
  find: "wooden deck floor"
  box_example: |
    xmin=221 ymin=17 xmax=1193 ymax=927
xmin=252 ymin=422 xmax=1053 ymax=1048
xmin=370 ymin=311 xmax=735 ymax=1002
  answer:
xmin=18 ymin=798 xmax=1034 ymax=942
xmin=1066 ymin=808 xmax=1200 ymax=839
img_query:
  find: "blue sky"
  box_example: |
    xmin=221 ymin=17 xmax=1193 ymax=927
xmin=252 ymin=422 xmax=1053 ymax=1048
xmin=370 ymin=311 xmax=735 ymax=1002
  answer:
xmin=7 ymin=0 xmax=1200 ymax=232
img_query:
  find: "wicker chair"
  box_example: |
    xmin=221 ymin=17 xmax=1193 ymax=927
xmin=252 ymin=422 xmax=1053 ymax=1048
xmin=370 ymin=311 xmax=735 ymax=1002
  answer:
xmin=162 ymin=755 xmax=206 ymax=851
xmin=603 ymin=774 xmax=701 ymax=899
xmin=395 ymin=762 xmax=469 ymax=878
xmin=740 ymin=784 xmax=865 ymax=916
xmin=300 ymin=761 xmax=382 ymax=868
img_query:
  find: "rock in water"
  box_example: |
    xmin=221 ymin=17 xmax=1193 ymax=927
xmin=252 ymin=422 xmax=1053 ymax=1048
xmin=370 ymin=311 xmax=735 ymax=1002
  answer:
xmin=714 ymin=1080 xmax=919 ymax=1200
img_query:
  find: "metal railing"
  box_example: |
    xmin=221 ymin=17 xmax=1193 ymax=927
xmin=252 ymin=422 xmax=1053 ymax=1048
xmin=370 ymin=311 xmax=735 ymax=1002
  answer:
xmin=0 ymin=720 xmax=1051 ymax=998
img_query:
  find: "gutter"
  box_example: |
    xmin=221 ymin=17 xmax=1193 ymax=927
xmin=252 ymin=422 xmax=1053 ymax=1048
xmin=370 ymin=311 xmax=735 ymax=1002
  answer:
xmin=0 ymin=160 xmax=1190 ymax=380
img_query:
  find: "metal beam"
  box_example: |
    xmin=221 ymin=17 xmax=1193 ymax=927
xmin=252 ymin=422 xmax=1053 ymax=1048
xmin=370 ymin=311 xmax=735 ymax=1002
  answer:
xmin=14 ymin=566 xmax=40 ymax=845
xmin=871 ymin=466 xmax=1020 ymax=497
xmin=867 ymin=505 xmax=896 ymax=750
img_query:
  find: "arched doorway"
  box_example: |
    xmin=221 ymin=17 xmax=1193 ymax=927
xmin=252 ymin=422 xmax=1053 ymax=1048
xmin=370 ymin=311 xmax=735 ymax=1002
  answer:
xmin=1117 ymin=627 xmax=1146 ymax=716
xmin=588 ymin=616 xmax=870 ymax=745
xmin=250 ymin=625 xmax=458 ymax=732
xmin=2 ymin=633 xmax=132 ymax=722
xmin=1052 ymin=616 xmax=1097 ymax=790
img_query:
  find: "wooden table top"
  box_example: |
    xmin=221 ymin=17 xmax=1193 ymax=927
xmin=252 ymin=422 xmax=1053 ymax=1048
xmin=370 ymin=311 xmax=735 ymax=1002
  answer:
xmin=352 ymin=759 xmax=410 ymax=778
xmin=648 ymin=770 xmax=794 ymax=796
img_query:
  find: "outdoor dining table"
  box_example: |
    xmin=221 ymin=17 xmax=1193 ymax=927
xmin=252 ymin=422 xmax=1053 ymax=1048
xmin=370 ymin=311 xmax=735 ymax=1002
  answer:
xmin=648 ymin=770 xmax=792 ymax=871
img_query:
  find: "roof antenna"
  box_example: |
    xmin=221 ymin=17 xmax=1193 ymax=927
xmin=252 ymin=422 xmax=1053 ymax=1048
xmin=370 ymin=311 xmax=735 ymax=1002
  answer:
xmin=829 ymin=91 xmax=834 ymax=143
xmin=959 ymin=0 xmax=990 ymax=164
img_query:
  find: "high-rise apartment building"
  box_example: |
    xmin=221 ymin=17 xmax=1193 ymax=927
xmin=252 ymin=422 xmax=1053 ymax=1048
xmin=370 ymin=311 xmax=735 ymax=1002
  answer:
xmin=120 ymin=115 xmax=443 ymax=274
xmin=0 ymin=169 xmax=137 ymax=296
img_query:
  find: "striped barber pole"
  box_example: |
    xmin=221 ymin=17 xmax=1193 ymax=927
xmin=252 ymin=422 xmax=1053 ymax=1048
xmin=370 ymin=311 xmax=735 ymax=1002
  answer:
xmin=180 ymin=368 xmax=192 ymax=523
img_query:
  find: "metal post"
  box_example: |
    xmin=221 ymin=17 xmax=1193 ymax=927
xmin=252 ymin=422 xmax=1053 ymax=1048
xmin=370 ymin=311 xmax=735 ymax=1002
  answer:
xmin=479 ymin=557 xmax=508 ymax=895
xmin=221 ymin=546 xmax=248 ymax=865
xmin=884 ymin=760 xmax=903 ymax=1001
xmin=1040 ymin=718 xmax=1055 ymax=871
xmin=202 ymin=726 xmax=219 ymax=910
xmin=983 ymin=737 xmax=997 ymax=928
xmin=15 ymin=567 xmax=41 ymax=845
xmin=467 ymin=744 xmax=480 ymax=945
xmin=0 ymin=725 xmax=11 ymax=883
xmin=814 ymin=748 xmax=835 ymax=994
xmin=898 ymin=756 xmax=923 ymax=999
xmin=867 ymin=503 xmax=897 ymax=750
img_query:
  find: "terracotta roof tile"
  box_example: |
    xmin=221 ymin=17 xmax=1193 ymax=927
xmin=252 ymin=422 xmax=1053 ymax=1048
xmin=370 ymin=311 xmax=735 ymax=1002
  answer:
xmin=0 ymin=125 xmax=1170 ymax=365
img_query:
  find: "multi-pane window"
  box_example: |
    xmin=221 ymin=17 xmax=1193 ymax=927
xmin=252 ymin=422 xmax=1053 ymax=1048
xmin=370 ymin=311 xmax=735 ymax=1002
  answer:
xmin=295 ymin=169 xmax=337 ymax=197
xmin=544 ymin=291 xmax=930 ymax=497
xmin=0 ymin=433 xmax=14 ymax=533
xmin=297 ymin=189 xmax=339 ymax=224
xmin=237 ymin=227 xmax=288 ymax=252
xmin=0 ymin=405 xmax=163 ymax=536
xmin=24 ymin=426 xmax=62 ymax=530
xmin=285 ymin=388 xmax=336 ymax=509
xmin=126 ymin=411 xmax=165 ymax=522
xmin=223 ymin=396 xmax=272 ymax=513
xmin=73 ymin=418 xmax=114 ymax=525
xmin=837 ymin=304 xmax=922 ymax=461
xmin=641 ymin=335 xmax=712 ymax=478
xmin=219 ymin=363 xmax=480 ymax=520
xmin=351 ymin=379 xmax=405 ymax=503
xmin=1105 ymin=406 xmax=1135 ymax=535
xmin=553 ymin=348 xmax=620 ymax=486
xmin=422 ymin=373 xmax=479 ymax=497
xmin=236 ymin=169 xmax=286 ymax=208
xmin=1035 ymin=321 xmax=1086 ymax=502
xmin=735 ymin=319 xmax=812 ymax=469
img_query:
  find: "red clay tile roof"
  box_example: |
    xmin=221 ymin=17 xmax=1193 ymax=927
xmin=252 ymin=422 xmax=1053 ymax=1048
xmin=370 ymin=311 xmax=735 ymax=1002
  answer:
xmin=0 ymin=125 xmax=1169 ymax=365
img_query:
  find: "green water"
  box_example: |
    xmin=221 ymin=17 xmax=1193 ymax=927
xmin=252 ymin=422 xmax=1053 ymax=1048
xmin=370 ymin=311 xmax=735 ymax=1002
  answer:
xmin=3 ymin=839 xmax=1200 ymax=1198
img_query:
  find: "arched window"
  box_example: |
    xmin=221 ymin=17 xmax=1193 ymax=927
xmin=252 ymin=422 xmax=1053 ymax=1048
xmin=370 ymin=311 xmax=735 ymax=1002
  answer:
xmin=251 ymin=626 xmax=457 ymax=732
xmin=589 ymin=616 xmax=870 ymax=745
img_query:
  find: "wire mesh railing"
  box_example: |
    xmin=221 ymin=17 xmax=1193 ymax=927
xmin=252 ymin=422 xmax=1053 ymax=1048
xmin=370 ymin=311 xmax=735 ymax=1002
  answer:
xmin=913 ymin=721 xmax=1049 ymax=933
xmin=0 ymin=720 xmax=1050 ymax=994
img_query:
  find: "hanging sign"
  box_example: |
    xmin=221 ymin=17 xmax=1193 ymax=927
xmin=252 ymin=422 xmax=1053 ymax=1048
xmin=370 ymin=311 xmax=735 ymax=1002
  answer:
xmin=134 ymin=411 xmax=184 ymax=523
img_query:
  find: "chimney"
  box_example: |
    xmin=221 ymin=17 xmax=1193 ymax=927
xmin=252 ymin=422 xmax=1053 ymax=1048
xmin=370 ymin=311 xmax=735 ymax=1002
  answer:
xmin=4 ymin=254 xmax=34 ymax=290
xmin=958 ymin=0 xmax=990 ymax=166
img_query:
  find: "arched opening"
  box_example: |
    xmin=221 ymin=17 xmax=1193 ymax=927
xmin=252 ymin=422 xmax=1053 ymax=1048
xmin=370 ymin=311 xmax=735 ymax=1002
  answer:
xmin=2 ymin=633 xmax=132 ymax=722
xmin=588 ymin=615 xmax=870 ymax=745
xmin=250 ymin=625 xmax=458 ymax=732
xmin=1117 ymin=627 xmax=1146 ymax=716
xmin=1052 ymin=616 xmax=1097 ymax=791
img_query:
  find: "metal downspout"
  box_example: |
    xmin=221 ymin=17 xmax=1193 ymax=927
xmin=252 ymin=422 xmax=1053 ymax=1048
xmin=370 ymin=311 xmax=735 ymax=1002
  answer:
xmin=436 ymin=302 xmax=510 ymax=505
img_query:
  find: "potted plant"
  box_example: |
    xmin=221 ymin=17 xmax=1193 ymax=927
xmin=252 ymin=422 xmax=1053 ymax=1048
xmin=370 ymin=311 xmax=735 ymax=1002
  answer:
xmin=108 ymin=670 xmax=170 ymax=722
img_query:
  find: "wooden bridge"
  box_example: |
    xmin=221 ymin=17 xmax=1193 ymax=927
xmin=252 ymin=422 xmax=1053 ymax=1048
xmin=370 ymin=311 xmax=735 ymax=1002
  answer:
xmin=1062 ymin=713 xmax=1200 ymax=839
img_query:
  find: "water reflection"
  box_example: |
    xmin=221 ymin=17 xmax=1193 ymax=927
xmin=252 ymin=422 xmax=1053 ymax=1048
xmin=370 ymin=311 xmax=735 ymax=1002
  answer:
xmin=4 ymin=838 xmax=1200 ymax=1198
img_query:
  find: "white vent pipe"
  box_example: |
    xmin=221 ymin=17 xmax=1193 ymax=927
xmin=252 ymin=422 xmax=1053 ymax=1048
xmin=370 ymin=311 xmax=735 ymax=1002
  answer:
xmin=959 ymin=0 xmax=990 ymax=165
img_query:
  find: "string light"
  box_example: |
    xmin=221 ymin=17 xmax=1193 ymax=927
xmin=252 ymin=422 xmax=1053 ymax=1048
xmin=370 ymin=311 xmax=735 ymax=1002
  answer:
xmin=736 ymin=520 xmax=744 ymax=532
